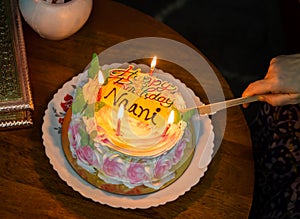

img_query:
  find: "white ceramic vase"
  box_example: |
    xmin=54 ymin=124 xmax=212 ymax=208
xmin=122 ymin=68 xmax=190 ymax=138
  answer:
xmin=19 ymin=0 xmax=93 ymax=40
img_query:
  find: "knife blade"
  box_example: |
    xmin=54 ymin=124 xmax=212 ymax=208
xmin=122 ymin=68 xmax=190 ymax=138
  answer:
xmin=182 ymin=95 xmax=259 ymax=115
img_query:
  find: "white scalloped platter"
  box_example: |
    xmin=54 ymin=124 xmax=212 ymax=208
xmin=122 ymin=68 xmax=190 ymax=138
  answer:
xmin=42 ymin=64 xmax=214 ymax=209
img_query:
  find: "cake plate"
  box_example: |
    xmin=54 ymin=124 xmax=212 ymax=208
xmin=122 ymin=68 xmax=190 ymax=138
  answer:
xmin=42 ymin=65 xmax=214 ymax=209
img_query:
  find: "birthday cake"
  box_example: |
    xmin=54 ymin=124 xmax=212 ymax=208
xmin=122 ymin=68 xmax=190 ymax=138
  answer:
xmin=61 ymin=55 xmax=198 ymax=195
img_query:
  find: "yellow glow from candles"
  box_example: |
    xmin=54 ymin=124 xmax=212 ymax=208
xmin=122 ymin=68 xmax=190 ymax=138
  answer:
xmin=98 ymin=69 xmax=104 ymax=84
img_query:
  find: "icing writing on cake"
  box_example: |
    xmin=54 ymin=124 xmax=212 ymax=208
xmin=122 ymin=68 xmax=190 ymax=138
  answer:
xmin=110 ymin=65 xmax=177 ymax=108
xmin=103 ymin=87 xmax=161 ymax=125
xmin=98 ymin=65 xmax=178 ymax=126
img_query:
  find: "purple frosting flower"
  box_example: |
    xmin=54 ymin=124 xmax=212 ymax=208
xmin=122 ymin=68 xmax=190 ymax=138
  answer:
xmin=154 ymin=157 xmax=172 ymax=178
xmin=102 ymin=155 xmax=125 ymax=178
xmin=127 ymin=163 xmax=148 ymax=184
xmin=76 ymin=145 xmax=100 ymax=167
xmin=173 ymin=140 xmax=186 ymax=163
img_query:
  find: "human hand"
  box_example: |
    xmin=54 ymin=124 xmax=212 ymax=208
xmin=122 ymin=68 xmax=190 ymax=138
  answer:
xmin=242 ymin=54 xmax=300 ymax=107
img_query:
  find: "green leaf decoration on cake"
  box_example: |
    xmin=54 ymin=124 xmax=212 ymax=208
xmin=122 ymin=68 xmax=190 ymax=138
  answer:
xmin=72 ymin=87 xmax=86 ymax=114
xmin=78 ymin=126 xmax=96 ymax=148
xmin=173 ymin=108 xmax=181 ymax=124
xmin=84 ymin=103 xmax=95 ymax=118
xmin=88 ymin=53 xmax=100 ymax=79
xmin=171 ymin=107 xmax=194 ymax=124
xmin=95 ymin=101 xmax=106 ymax=112
xmin=101 ymin=68 xmax=110 ymax=85
xmin=87 ymin=136 xmax=95 ymax=149
xmin=89 ymin=130 xmax=97 ymax=148
xmin=88 ymin=53 xmax=110 ymax=84
xmin=90 ymin=130 xmax=97 ymax=140
xmin=79 ymin=127 xmax=89 ymax=146
xmin=181 ymin=108 xmax=197 ymax=123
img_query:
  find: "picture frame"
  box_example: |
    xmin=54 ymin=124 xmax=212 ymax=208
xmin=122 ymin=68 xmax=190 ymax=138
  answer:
xmin=0 ymin=0 xmax=34 ymax=129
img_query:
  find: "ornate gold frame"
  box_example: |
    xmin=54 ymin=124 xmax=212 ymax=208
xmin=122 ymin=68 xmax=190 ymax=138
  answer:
xmin=0 ymin=0 xmax=34 ymax=129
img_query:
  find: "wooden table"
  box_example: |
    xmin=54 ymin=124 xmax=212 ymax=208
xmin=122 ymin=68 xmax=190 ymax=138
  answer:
xmin=0 ymin=1 xmax=254 ymax=218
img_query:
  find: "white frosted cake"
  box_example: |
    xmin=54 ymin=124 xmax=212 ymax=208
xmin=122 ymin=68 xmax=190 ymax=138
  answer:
xmin=62 ymin=55 xmax=197 ymax=195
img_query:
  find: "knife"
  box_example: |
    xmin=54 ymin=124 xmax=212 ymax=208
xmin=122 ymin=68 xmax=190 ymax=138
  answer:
xmin=182 ymin=95 xmax=259 ymax=115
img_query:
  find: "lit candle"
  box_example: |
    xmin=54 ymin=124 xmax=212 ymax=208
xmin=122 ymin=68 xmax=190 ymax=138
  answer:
xmin=161 ymin=110 xmax=174 ymax=137
xmin=98 ymin=69 xmax=105 ymax=85
xmin=97 ymin=69 xmax=105 ymax=101
xmin=116 ymin=104 xmax=124 ymax=136
xmin=149 ymin=56 xmax=157 ymax=76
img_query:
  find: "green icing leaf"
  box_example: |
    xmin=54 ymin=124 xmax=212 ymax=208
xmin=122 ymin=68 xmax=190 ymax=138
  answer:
xmin=173 ymin=108 xmax=181 ymax=124
xmin=88 ymin=140 xmax=95 ymax=149
xmin=181 ymin=108 xmax=197 ymax=123
xmin=88 ymin=53 xmax=100 ymax=79
xmin=101 ymin=68 xmax=110 ymax=84
xmin=90 ymin=130 xmax=98 ymax=140
xmin=72 ymin=87 xmax=86 ymax=114
xmin=87 ymin=136 xmax=95 ymax=149
xmin=84 ymin=103 xmax=95 ymax=118
xmin=95 ymin=101 xmax=106 ymax=112
xmin=79 ymin=127 xmax=89 ymax=146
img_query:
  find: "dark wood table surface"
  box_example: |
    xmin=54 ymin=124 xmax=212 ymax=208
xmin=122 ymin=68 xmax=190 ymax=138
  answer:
xmin=0 ymin=1 xmax=254 ymax=218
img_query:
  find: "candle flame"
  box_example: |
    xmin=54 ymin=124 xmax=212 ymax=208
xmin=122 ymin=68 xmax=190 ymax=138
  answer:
xmin=98 ymin=69 xmax=104 ymax=85
xmin=150 ymin=56 xmax=157 ymax=75
xmin=167 ymin=110 xmax=174 ymax=124
xmin=161 ymin=110 xmax=175 ymax=137
xmin=117 ymin=104 xmax=125 ymax=119
xmin=150 ymin=56 xmax=157 ymax=70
